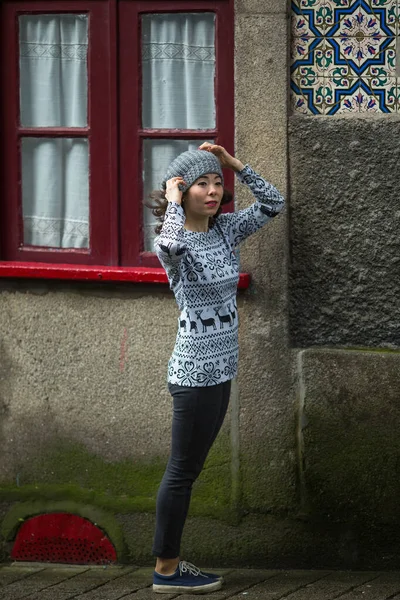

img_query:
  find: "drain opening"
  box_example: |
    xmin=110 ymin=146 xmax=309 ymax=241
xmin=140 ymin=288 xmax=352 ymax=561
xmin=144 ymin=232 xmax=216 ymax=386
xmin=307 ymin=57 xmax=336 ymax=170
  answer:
xmin=11 ymin=513 xmax=117 ymax=564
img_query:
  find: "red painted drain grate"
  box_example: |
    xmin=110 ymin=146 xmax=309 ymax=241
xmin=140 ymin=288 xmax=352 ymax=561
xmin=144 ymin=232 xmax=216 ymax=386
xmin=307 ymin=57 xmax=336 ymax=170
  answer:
xmin=11 ymin=513 xmax=117 ymax=564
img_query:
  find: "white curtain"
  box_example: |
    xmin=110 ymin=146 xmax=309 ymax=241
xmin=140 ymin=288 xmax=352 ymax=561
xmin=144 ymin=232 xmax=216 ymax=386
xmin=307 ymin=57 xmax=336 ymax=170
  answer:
xmin=142 ymin=13 xmax=215 ymax=129
xmin=19 ymin=14 xmax=89 ymax=248
xmin=142 ymin=13 xmax=216 ymax=251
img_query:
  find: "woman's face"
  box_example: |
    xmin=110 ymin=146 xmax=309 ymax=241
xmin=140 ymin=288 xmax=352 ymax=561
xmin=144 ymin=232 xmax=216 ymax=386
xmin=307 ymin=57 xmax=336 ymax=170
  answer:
xmin=183 ymin=173 xmax=224 ymax=220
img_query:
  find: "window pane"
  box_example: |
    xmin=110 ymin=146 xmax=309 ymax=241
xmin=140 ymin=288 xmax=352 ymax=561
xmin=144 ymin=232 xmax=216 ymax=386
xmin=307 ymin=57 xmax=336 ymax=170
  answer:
xmin=143 ymin=139 xmax=213 ymax=251
xmin=21 ymin=138 xmax=89 ymax=248
xmin=19 ymin=14 xmax=88 ymax=127
xmin=142 ymin=13 xmax=216 ymax=129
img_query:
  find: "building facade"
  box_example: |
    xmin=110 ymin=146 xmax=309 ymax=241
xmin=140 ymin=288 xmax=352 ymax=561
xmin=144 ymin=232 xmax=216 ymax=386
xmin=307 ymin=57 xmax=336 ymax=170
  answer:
xmin=0 ymin=0 xmax=399 ymax=567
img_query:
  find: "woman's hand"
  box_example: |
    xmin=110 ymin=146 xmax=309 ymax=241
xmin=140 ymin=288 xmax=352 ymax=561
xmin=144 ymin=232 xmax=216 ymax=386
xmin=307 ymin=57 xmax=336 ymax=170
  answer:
xmin=198 ymin=142 xmax=244 ymax=172
xmin=165 ymin=176 xmax=185 ymax=205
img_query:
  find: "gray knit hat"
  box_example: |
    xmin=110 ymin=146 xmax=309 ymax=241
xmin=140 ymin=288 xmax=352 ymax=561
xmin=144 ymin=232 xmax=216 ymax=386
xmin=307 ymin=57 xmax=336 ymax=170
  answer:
xmin=161 ymin=150 xmax=224 ymax=193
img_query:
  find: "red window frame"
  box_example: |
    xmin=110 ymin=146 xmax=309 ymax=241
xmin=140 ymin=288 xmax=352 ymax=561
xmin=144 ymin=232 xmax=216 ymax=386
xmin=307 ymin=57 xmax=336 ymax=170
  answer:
xmin=0 ymin=0 xmax=234 ymax=271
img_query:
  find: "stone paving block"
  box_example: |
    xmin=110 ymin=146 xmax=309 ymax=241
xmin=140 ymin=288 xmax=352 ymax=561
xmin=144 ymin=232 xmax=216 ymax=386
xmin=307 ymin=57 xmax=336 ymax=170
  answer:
xmin=14 ymin=566 xmax=132 ymax=600
xmin=0 ymin=566 xmax=45 ymax=587
xmin=1 ymin=566 xmax=89 ymax=600
xmin=278 ymin=571 xmax=381 ymax=600
xmin=3 ymin=567 xmax=400 ymax=600
xmin=178 ymin=569 xmax=279 ymax=600
xmin=228 ymin=570 xmax=331 ymax=599
xmin=338 ymin=572 xmax=400 ymax=600
xmin=74 ymin=567 xmax=150 ymax=600
xmin=109 ymin=568 xmax=231 ymax=600
xmin=120 ymin=586 xmax=177 ymax=600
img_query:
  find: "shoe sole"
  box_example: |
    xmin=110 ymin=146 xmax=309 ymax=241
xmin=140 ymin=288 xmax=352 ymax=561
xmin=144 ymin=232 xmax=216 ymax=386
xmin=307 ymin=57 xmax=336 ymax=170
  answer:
xmin=153 ymin=579 xmax=222 ymax=594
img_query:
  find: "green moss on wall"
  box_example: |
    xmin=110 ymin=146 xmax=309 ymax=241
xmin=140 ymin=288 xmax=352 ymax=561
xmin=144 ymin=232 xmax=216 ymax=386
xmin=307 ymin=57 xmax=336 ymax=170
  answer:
xmin=13 ymin=441 xmax=165 ymax=498
xmin=0 ymin=433 xmax=235 ymax=527
xmin=303 ymin=426 xmax=400 ymax=524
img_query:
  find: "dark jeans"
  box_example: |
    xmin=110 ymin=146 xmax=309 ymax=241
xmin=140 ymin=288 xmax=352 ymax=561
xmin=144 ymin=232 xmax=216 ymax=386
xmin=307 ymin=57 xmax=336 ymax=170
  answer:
xmin=152 ymin=380 xmax=231 ymax=558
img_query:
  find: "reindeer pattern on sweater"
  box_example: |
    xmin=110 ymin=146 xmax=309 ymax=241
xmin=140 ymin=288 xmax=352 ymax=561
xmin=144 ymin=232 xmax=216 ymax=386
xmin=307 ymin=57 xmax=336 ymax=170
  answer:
xmin=154 ymin=165 xmax=285 ymax=387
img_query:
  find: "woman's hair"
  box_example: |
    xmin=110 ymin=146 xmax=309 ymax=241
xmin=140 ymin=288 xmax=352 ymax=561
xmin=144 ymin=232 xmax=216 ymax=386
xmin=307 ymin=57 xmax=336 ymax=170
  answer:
xmin=144 ymin=188 xmax=233 ymax=235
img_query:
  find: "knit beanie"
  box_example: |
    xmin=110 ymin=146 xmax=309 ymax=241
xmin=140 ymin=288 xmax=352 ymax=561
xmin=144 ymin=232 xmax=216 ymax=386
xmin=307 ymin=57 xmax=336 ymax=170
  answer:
xmin=161 ymin=150 xmax=224 ymax=193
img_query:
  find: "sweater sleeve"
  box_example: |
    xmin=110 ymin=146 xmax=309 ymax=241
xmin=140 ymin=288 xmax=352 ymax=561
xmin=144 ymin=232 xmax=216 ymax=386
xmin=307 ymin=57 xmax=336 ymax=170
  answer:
xmin=218 ymin=164 xmax=285 ymax=247
xmin=154 ymin=202 xmax=188 ymax=267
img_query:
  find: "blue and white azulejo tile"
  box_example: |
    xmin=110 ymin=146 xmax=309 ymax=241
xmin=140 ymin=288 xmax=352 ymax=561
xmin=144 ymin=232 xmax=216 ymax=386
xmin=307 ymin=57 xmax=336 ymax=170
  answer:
xmin=291 ymin=0 xmax=399 ymax=114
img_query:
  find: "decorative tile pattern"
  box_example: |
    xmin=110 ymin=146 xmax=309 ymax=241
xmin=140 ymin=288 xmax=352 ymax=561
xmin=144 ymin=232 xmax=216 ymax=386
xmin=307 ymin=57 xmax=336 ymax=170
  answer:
xmin=291 ymin=0 xmax=400 ymax=113
xmin=292 ymin=0 xmax=362 ymax=38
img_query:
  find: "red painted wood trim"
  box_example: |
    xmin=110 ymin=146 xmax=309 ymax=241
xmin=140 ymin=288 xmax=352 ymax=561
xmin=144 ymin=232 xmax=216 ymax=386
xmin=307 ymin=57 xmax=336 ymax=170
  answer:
xmin=1 ymin=1 xmax=21 ymax=257
xmin=108 ymin=0 xmax=120 ymax=264
xmin=0 ymin=262 xmax=251 ymax=288
xmin=18 ymin=128 xmax=89 ymax=137
xmin=135 ymin=1 xmax=230 ymax=10
xmin=84 ymin=1 xmax=117 ymax=265
xmin=138 ymin=130 xmax=218 ymax=138
xmin=215 ymin=0 xmax=235 ymax=196
xmin=119 ymin=0 xmax=141 ymax=266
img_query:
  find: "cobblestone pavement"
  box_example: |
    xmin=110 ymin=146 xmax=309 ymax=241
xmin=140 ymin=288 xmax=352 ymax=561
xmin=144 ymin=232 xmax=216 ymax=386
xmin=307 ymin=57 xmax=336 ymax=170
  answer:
xmin=1 ymin=564 xmax=400 ymax=600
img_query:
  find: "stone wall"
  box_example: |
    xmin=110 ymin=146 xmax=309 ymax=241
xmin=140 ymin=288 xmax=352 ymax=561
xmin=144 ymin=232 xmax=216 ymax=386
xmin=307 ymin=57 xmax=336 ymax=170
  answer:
xmin=289 ymin=116 xmax=400 ymax=349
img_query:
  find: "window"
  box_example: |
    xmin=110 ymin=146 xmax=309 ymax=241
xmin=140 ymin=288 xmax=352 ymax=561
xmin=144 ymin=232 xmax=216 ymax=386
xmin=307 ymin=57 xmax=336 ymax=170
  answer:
xmin=0 ymin=0 xmax=234 ymax=268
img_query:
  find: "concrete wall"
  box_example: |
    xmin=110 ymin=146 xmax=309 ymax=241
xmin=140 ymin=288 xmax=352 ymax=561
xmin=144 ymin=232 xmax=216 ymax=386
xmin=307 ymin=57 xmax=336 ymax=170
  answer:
xmin=2 ymin=0 xmax=400 ymax=570
xmin=0 ymin=280 xmax=235 ymax=561
xmin=0 ymin=0 xmax=297 ymax=566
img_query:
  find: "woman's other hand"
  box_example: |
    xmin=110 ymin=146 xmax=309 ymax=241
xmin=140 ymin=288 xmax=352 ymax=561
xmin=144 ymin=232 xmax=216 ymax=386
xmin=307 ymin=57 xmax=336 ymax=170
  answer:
xmin=165 ymin=176 xmax=185 ymax=204
xmin=198 ymin=143 xmax=244 ymax=172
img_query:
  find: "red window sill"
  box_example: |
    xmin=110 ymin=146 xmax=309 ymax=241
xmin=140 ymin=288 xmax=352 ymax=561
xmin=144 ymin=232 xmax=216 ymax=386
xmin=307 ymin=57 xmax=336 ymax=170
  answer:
xmin=0 ymin=262 xmax=251 ymax=289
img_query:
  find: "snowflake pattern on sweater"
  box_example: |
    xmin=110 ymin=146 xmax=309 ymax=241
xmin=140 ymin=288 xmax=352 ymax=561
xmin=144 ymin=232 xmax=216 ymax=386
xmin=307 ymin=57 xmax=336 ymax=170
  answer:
xmin=154 ymin=165 xmax=285 ymax=387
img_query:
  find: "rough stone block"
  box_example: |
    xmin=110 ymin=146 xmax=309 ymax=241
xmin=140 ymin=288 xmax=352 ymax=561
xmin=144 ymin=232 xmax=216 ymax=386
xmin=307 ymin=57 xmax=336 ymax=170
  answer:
xmin=289 ymin=116 xmax=400 ymax=348
xmin=300 ymin=348 xmax=400 ymax=524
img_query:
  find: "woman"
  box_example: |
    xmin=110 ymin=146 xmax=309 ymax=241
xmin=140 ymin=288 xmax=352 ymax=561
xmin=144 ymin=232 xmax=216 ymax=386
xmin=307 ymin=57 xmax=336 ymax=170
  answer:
xmin=149 ymin=143 xmax=285 ymax=594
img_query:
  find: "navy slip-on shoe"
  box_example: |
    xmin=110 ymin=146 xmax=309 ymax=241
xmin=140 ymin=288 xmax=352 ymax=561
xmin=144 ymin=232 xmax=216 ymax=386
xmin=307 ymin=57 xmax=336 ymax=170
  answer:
xmin=153 ymin=560 xmax=223 ymax=594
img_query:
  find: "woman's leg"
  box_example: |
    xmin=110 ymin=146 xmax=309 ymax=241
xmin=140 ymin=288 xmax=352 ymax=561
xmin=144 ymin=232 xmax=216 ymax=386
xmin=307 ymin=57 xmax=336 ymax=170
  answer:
xmin=196 ymin=380 xmax=231 ymax=469
xmin=152 ymin=381 xmax=231 ymax=567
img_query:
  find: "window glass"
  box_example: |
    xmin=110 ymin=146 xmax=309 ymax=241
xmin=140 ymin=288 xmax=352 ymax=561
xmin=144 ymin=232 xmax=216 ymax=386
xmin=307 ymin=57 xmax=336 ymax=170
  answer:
xmin=143 ymin=138 xmax=213 ymax=251
xmin=19 ymin=14 xmax=88 ymax=127
xmin=142 ymin=13 xmax=216 ymax=129
xmin=21 ymin=137 xmax=89 ymax=248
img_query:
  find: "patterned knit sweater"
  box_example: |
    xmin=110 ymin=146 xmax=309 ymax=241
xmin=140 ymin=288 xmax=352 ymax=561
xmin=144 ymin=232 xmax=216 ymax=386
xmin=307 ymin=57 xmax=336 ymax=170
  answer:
xmin=155 ymin=165 xmax=285 ymax=387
